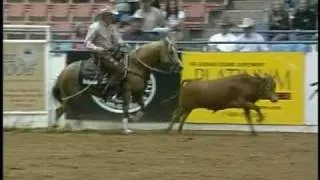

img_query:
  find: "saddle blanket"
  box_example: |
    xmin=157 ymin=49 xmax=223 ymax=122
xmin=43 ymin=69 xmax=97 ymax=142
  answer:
xmin=79 ymin=58 xmax=109 ymax=85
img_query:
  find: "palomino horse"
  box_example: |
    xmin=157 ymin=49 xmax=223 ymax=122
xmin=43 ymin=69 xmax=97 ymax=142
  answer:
xmin=51 ymin=37 xmax=182 ymax=133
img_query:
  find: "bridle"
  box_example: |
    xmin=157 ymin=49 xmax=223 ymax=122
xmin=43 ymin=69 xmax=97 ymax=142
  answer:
xmin=128 ymin=41 xmax=182 ymax=76
xmin=133 ymin=54 xmax=175 ymax=74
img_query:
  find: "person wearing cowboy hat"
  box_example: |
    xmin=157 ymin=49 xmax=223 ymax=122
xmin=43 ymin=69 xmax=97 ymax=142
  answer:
xmin=84 ymin=6 xmax=127 ymax=99
xmin=208 ymin=16 xmax=237 ymax=52
xmin=235 ymin=17 xmax=269 ymax=52
xmin=122 ymin=14 xmax=157 ymax=41
xmin=133 ymin=0 xmax=166 ymax=31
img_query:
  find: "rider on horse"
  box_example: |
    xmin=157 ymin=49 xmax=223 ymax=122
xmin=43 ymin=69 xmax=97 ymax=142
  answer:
xmin=84 ymin=6 xmax=126 ymax=98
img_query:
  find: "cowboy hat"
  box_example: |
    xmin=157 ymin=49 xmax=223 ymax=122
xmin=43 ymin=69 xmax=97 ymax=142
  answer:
xmin=238 ymin=17 xmax=256 ymax=28
xmin=217 ymin=16 xmax=234 ymax=27
xmin=94 ymin=6 xmax=119 ymax=21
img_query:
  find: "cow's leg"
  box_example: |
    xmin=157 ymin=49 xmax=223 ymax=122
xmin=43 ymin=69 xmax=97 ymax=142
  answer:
xmin=122 ymin=88 xmax=133 ymax=134
xmin=244 ymin=108 xmax=257 ymax=136
xmin=178 ymin=110 xmax=191 ymax=133
xmin=244 ymin=103 xmax=264 ymax=122
xmin=227 ymin=101 xmax=264 ymax=122
xmin=167 ymin=107 xmax=184 ymax=131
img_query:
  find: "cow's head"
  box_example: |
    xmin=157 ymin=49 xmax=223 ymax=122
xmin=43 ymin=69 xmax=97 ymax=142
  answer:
xmin=255 ymin=73 xmax=278 ymax=103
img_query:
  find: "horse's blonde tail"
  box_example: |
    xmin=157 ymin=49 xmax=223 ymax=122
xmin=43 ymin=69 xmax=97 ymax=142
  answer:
xmin=52 ymin=79 xmax=62 ymax=103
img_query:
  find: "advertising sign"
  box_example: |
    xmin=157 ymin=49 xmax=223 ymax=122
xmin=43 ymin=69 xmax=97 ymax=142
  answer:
xmin=305 ymin=50 xmax=318 ymax=125
xmin=3 ymin=43 xmax=46 ymax=111
xmin=182 ymin=52 xmax=304 ymax=125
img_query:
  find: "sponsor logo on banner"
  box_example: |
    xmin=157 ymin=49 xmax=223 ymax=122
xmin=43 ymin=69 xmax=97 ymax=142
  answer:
xmin=305 ymin=51 xmax=318 ymax=125
xmin=3 ymin=43 xmax=46 ymax=111
xmin=182 ymin=52 xmax=304 ymax=125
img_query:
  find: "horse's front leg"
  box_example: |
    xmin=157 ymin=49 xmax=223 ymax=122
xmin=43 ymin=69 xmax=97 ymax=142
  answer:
xmin=122 ymin=88 xmax=133 ymax=133
xmin=132 ymin=92 xmax=145 ymax=122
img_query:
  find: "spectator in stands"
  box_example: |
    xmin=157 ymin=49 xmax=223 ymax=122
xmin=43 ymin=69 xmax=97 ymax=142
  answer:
xmin=133 ymin=0 xmax=166 ymax=31
xmin=268 ymin=1 xmax=290 ymax=41
xmin=122 ymin=14 xmax=157 ymax=41
xmin=72 ymin=23 xmax=88 ymax=51
xmin=292 ymin=0 xmax=316 ymax=39
xmin=284 ymin=0 xmax=296 ymax=10
xmin=236 ymin=18 xmax=269 ymax=52
xmin=151 ymin=0 xmax=161 ymax=9
xmin=118 ymin=18 xmax=131 ymax=36
xmin=163 ymin=0 xmax=185 ymax=41
xmin=208 ymin=16 xmax=237 ymax=52
xmin=115 ymin=0 xmax=131 ymax=22
xmin=128 ymin=0 xmax=140 ymax=15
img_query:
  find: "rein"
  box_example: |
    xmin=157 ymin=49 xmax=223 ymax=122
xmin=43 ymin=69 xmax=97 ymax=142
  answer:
xmin=132 ymin=55 xmax=173 ymax=74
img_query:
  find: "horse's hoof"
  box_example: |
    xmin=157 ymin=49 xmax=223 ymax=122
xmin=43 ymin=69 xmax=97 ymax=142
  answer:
xmin=123 ymin=129 xmax=133 ymax=134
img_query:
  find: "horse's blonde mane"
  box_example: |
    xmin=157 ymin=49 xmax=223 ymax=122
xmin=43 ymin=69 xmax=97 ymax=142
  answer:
xmin=130 ymin=40 xmax=165 ymax=59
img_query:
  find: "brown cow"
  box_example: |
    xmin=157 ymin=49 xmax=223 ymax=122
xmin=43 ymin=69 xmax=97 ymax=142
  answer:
xmin=166 ymin=73 xmax=278 ymax=135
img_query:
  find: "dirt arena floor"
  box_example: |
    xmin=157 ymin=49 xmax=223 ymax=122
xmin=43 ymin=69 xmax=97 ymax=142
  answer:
xmin=4 ymin=130 xmax=317 ymax=180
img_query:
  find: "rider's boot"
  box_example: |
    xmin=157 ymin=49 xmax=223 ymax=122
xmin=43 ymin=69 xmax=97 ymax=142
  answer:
xmin=101 ymin=74 xmax=120 ymax=101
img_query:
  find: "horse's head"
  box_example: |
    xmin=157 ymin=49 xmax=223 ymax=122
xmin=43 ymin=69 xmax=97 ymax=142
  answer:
xmin=159 ymin=36 xmax=183 ymax=73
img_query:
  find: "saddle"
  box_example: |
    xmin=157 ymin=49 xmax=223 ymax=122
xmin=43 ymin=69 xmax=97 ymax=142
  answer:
xmin=79 ymin=55 xmax=129 ymax=86
xmin=79 ymin=58 xmax=108 ymax=85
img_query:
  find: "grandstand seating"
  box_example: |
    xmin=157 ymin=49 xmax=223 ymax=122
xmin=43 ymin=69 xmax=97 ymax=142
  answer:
xmin=3 ymin=0 xmax=316 ymax=52
xmin=49 ymin=3 xmax=70 ymax=21
xmin=183 ymin=2 xmax=208 ymax=29
xmin=71 ymin=4 xmax=93 ymax=22
xmin=3 ymin=0 xmax=221 ymax=31
xmin=4 ymin=3 xmax=27 ymax=23
xmin=231 ymin=0 xmax=270 ymax=10
xmin=27 ymin=3 xmax=49 ymax=22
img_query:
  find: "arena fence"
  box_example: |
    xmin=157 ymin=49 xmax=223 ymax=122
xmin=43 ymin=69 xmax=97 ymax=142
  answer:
xmin=3 ymin=25 xmax=318 ymax=133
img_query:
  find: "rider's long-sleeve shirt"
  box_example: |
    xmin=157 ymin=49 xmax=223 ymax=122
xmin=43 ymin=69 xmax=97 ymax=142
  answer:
xmin=84 ymin=21 xmax=123 ymax=51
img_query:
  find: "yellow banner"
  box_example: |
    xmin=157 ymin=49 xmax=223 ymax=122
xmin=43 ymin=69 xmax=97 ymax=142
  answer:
xmin=182 ymin=52 xmax=304 ymax=125
xmin=3 ymin=43 xmax=46 ymax=111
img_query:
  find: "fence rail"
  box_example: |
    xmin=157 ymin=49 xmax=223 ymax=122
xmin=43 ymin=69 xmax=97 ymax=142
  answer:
xmin=3 ymin=29 xmax=319 ymax=34
xmin=51 ymin=40 xmax=317 ymax=44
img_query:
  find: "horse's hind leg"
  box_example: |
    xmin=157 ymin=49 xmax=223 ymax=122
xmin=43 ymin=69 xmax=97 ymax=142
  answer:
xmin=52 ymin=104 xmax=65 ymax=128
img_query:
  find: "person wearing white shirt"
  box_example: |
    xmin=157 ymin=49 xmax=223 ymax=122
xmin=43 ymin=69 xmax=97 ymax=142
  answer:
xmin=208 ymin=16 xmax=237 ymax=52
xmin=163 ymin=0 xmax=185 ymax=41
xmin=236 ymin=17 xmax=269 ymax=52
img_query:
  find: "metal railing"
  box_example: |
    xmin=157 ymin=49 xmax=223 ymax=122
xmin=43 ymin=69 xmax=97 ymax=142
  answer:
xmin=3 ymin=29 xmax=318 ymax=34
xmin=49 ymin=40 xmax=317 ymax=53
xmin=51 ymin=40 xmax=317 ymax=44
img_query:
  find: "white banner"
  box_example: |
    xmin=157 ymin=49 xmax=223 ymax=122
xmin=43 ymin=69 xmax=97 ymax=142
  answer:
xmin=305 ymin=49 xmax=318 ymax=125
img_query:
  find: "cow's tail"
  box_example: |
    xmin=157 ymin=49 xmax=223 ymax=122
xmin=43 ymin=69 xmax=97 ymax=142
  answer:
xmin=161 ymin=79 xmax=196 ymax=105
xmin=52 ymin=79 xmax=62 ymax=103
